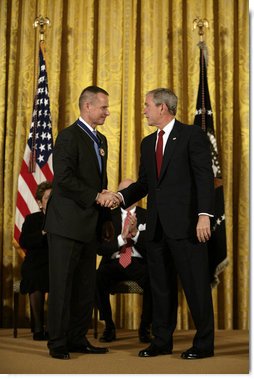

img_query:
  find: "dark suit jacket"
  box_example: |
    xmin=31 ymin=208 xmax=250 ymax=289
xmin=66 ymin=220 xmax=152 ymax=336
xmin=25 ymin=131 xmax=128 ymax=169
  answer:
xmin=19 ymin=211 xmax=49 ymax=293
xmin=20 ymin=211 xmax=48 ymax=256
xmin=98 ymin=206 xmax=147 ymax=262
xmin=120 ymin=120 xmax=214 ymax=241
xmin=44 ymin=120 xmax=110 ymax=242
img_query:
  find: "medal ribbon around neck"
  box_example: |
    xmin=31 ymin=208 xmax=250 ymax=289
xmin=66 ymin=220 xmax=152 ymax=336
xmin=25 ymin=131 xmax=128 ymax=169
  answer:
xmin=77 ymin=120 xmax=105 ymax=157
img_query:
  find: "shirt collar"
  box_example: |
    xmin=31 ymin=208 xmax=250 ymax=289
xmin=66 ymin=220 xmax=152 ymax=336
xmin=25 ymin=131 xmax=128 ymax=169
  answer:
xmin=157 ymin=118 xmax=175 ymax=137
xmin=121 ymin=207 xmax=136 ymax=217
xmin=79 ymin=116 xmax=96 ymax=133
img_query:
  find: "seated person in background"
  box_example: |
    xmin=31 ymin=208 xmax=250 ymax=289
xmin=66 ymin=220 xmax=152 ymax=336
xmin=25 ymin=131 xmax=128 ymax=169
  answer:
xmin=96 ymin=179 xmax=152 ymax=343
xmin=19 ymin=181 xmax=52 ymax=341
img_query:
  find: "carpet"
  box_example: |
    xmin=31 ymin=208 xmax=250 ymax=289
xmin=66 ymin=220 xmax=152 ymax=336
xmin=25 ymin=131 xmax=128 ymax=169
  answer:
xmin=0 ymin=328 xmax=249 ymax=375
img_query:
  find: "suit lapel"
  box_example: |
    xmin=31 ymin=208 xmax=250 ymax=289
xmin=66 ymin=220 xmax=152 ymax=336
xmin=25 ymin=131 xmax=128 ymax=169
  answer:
xmin=112 ymin=208 xmax=122 ymax=236
xmin=148 ymin=132 xmax=158 ymax=181
xmin=158 ymin=120 xmax=182 ymax=182
xmin=76 ymin=122 xmax=103 ymax=175
xmin=97 ymin=131 xmax=107 ymax=177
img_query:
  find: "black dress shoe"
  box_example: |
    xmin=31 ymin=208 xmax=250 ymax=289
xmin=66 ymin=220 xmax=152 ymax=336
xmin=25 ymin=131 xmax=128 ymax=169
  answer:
xmin=49 ymin=347 xmax=70 ymax=360
xmin=69 ymin=341 xmax=109 ymax=354
xmin=181 ymin=347 xmax=214 ymax=359
xmin=139 ymin=344 xmax=172 ymax=357
xmin=99 ymin=327 xmax=116 ymax=342
xmin=138 ymin=325 xmax=151 ymax=343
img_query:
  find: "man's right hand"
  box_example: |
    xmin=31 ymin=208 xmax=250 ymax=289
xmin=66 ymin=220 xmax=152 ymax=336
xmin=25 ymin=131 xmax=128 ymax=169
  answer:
xmin=96 ymin=190 xmax=122 ymax=208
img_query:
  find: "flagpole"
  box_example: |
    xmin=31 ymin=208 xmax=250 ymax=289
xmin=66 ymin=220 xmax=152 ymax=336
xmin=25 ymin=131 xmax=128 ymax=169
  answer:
xmin=193 ymin=18 xmax=209 ymax=132
xmin=193 ymin=17 xmax=209 ymax=42
xmin=13 ymin=14 xmax=53 ymax=257
xmin=33 ymin=15 xmax=51 ymax=42
xmin=33 ymin=15 xmax=51 ymax=64
xmin=29 ymin=16 xmax=51 ymax=173
xmin=193 ymin=20 xmax=228 ymax=285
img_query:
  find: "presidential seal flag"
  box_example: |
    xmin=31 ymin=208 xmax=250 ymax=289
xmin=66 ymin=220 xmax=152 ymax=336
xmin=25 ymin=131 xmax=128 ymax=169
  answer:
xmin=194 ymin=41 xmax=228 ymax=286
xmin=14 ymin=43 xmax=54 ymax=247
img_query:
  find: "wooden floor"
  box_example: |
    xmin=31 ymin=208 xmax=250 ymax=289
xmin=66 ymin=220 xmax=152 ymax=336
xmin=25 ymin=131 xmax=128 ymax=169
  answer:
xmin=0 ymin=328 xmax=249 ymax=375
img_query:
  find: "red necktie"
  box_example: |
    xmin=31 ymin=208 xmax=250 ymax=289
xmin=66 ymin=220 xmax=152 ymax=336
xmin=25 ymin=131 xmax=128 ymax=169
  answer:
xmin=119 ymin=212 xmax=132 ymax=268
xmin=156 ymin=130 xmax=164 ymax=178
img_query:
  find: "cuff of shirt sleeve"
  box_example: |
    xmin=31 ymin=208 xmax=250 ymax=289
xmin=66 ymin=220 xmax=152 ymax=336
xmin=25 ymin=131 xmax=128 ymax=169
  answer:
xmin=198 ymin=212 xmax=214 ymax=217
xmin=118 ymin=234 xmax=126 ymax=247
xmin=131 ymin=230 xmax=140 ymax=242
xmin=117 ymin=192 xmax=125 ymax=205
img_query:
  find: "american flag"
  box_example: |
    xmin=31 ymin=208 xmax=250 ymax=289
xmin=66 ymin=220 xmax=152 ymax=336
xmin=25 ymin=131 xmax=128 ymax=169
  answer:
xmin=14 ymin=43 xmax=54 ymax=245
xmin=194 ymin=41 xmax=228 ymax=286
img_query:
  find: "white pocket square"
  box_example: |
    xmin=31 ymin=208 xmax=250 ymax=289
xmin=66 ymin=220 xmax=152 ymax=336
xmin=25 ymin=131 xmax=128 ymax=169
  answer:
xmin=138 ymin=224 xmax=146 ymax=231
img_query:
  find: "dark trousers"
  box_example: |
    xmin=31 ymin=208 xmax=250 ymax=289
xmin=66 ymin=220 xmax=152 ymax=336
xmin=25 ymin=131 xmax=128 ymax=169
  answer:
xmin=146 ymin=223 xmax=214 ymax=351
xmin=96 ymin=257 xmax=152 ymax=327
xmin=47 ymin=233 xmax=97 ymax=350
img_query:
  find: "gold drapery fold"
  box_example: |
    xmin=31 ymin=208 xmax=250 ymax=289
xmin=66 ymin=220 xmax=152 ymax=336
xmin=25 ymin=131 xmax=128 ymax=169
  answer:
xmin=0 ymin=0 xmax=249 ymax=330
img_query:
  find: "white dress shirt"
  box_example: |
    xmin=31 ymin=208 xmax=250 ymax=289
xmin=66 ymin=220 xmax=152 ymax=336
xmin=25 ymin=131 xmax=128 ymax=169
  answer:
xmin=155 ymin=118 xmax=175 ymax=153
xmin=119 ymin=120 xmax=213 ymax=217
xmin=111 ymin=207 xmax=145 ymax=259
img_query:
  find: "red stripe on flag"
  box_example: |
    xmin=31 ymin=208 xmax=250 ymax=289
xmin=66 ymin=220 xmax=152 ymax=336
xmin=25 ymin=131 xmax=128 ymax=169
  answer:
xmin=20 ymin=160 xmax=39 ymax=196
xmin=41 ymin=164 xmax=53 ymax=181
xmin=16 ymin=191 xmax=31 ymax=219
xmin=14 ymin=224 xmax=21 ymax=244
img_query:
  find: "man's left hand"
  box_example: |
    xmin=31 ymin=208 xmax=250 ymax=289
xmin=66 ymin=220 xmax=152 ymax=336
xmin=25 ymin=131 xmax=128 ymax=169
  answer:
xmin=196 ymin=215 xmax=211 ymax=243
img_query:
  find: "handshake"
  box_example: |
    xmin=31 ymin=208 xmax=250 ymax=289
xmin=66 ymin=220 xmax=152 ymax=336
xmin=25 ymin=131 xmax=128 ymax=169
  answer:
xmin=96 ymin=190 xmax=122 ymax=209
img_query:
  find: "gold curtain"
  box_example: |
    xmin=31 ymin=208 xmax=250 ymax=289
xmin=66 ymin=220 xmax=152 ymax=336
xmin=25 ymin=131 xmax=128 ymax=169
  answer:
xmin=0 ymin=0 xmax=249 ymax=330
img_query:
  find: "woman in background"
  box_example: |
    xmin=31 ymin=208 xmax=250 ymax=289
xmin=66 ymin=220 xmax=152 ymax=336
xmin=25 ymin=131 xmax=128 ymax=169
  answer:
xmin=19 ymin=181 xmax=52 ymax=341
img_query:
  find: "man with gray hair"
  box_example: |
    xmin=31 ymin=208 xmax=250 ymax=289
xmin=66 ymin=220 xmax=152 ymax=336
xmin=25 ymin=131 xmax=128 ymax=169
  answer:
xmin=114 ymin=87 xmax=215 ymax=359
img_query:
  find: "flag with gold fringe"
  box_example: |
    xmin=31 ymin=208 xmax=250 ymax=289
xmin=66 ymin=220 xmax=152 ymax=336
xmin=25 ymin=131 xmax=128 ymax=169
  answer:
xmin=194 ymin=41 xmax=228 ymax=286
xmin=14 ymin=42 xmax=54 ymax=250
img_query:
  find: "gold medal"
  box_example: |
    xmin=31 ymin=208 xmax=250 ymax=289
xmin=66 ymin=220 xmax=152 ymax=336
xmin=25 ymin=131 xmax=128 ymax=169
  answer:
xmin=99 ymin=148 xmax=105 ymax=156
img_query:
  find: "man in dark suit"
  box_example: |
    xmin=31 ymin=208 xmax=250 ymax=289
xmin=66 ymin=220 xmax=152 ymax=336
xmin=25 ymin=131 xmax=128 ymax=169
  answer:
xmin=44 ymin=86 xmax=119 ymax=360
xmin=96 ymin=179 xmax=152 ymax=343
xmin=115 ymin=88 xmax=215 ymax=359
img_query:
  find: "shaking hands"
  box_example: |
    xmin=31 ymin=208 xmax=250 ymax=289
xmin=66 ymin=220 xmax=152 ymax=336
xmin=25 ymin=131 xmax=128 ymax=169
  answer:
xmin=96 ymin=189 xmax=122 ymax=209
